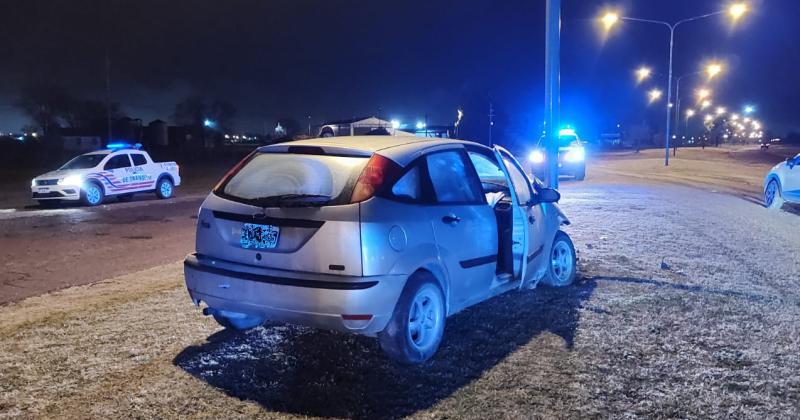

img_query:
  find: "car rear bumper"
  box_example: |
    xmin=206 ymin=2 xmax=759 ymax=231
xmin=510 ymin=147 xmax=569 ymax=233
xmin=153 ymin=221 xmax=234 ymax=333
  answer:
xmin=31 ymin=186 xmax=81 ymax=200
xmin=183 ymin=253 xmax=406 ymax=336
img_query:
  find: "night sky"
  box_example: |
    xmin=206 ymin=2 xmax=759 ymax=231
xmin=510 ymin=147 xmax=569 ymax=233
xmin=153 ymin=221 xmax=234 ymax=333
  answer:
xmin=0 ymin=0 xmax=796 ymax=144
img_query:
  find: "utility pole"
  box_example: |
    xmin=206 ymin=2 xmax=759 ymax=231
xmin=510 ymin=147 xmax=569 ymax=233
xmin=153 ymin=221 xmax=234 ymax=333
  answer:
xmin=544 ymin=0 xmax=561 ymax=189
xmin=105 ymin=47 xmax=113 ymax=142
xmin=488 ymin=102 xmax=495 ymax=146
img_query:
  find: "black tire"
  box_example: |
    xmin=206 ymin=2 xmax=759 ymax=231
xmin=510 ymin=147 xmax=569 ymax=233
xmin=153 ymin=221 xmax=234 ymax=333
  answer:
xmin=155 ymin=177 xmax=174 ymax=199
xmin=80 ymin=181 xmax=105 ymax=206
xmin=212 ymin=313 xmax=265 ymax=331
xmin=117 ymin=193 xmax=134 ymax=202
xmin=765 ymin=179 xmax=784 ymax=210
xmin=378 ymin=272 xmax=446 ymax=364
xmin=541 ymin=231 xmax=577 ymax=287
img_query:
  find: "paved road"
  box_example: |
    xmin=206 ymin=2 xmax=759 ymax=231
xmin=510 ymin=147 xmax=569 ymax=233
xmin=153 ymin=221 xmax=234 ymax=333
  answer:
xmin=0 ymin=195 xmax=204 ymax=305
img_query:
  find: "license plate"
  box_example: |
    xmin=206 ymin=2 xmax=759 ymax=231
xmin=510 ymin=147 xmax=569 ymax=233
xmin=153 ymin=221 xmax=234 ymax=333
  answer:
xmin=240 ymin=223 xmax=280 ymax=249
xmin=38 ymin=188 xmax=49 ymax=193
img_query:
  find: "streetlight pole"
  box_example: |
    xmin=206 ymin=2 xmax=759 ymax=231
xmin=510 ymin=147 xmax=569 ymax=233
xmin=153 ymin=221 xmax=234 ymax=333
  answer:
xmin=544 ymin=0 xmax=561 ymax=189
xmin=618 ymin=12 xmax=725 ymax=166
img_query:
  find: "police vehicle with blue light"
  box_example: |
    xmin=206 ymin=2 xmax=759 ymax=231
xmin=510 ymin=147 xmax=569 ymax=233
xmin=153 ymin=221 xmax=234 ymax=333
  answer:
xmin=31 ymin=143 xmax=181 ymax=206
xmin=528 ymin=128 xmax=587 ymax=181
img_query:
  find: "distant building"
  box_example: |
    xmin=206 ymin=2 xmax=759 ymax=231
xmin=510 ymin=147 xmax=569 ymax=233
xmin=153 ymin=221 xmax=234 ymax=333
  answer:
xmin=317 ymin=116 xmax=414 ymax=138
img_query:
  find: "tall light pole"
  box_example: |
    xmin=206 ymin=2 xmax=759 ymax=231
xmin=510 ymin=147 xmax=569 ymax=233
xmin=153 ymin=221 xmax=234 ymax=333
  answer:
xmin=544 ymin=0 xmax=561 ymax=189
xmin=602 ymin=4 xmax=749 ymax=166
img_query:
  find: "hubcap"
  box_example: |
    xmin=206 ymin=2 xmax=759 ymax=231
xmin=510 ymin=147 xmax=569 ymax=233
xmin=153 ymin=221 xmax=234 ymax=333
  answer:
xmin=407 ymin=286 xmax=442 ymax=352
xmin=87 ymin=186 xmax=101 ymax=204
xmin=551 ymin=240 xmax=574 ymax=284
xmin=160 ymin=181 xmax=172 ymax=197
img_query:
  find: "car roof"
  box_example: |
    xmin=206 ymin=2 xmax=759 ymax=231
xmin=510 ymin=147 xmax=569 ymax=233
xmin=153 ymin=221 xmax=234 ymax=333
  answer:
xmin=261 ymin=136 xmax=492 ymax=166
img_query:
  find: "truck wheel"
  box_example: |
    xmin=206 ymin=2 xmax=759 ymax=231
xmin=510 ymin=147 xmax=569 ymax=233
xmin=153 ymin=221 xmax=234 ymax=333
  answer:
xmin=81 ymin=182 xmax=105 ymax=206
xmin=155 ymin=177 xmax=174 ymax=199
xmin=541 ymin=231 xmax=577 ymax=287
xmin=378 ymin=272 xmax=445 ymax=364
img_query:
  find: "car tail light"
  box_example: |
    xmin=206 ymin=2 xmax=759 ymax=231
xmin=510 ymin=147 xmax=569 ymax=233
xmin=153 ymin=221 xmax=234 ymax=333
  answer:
xmin=350 ymin=154 xmax=402 ymax=203
xmin=212 ymin=149 xmax=259 ymax=193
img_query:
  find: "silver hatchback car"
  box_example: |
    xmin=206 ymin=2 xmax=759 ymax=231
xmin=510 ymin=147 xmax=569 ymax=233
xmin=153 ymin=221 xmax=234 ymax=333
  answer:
xmin=184 ymin=136 xmax=576 ymax=364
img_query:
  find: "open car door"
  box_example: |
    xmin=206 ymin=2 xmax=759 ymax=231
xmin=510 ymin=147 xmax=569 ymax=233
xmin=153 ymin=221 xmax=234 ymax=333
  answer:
xmin=491 ymin=146 xmax=529 ymax=284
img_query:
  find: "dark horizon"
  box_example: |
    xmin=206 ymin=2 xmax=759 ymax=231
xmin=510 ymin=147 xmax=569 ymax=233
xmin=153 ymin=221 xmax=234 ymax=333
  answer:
xmin=0 ymin=0 xmax=795 ymax=143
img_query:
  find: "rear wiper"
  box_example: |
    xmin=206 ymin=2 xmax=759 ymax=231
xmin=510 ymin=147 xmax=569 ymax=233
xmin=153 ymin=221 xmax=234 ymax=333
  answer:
xmin=250 ymin=194 xmax=332 ymax=207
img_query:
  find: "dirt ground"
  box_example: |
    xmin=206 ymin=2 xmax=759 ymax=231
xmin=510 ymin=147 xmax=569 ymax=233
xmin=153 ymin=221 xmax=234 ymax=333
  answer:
xmin=1 ymin=147 xmax=799 ymax=419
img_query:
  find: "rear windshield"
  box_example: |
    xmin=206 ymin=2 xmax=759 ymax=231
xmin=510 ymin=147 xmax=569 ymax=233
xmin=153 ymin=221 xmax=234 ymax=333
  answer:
xmin=216 ymin=152 xmax=368 ymax=207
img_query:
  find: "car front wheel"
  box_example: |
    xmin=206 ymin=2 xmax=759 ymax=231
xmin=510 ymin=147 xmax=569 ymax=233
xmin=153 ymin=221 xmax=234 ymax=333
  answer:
xmin=542 ymin=231 xmax=577 ymax=287
xmin=379 ymin=272 xmax=445 ymax=364
xmin=81 ymin=182 xmax=105 ymax=206
xmin=765 ymin=179 xmax=784 ymax=210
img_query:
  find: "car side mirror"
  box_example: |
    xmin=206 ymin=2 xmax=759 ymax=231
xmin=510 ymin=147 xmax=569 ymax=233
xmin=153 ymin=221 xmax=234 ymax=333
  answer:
xmin=530 ymin=188 xmax=560 ymax=205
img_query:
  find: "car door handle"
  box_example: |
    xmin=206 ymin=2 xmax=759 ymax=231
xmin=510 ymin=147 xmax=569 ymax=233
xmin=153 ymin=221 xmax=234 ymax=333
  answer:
xmin=442 ymin=215 xmax=461 ymax=225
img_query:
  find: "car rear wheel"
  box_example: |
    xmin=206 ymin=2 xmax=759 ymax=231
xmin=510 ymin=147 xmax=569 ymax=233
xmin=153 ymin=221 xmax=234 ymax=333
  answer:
xmin=542 ymin=231 xmax=577 ymax=287
xmin=379 ymin=272 xmax=445 ymax=364
xmin=155 ymin=177 xmax=174 ymax=199
xmin=81 ymin=182 xmax=105 ymax=206
xmin=765 ymin=179 xmax=784 ymax=210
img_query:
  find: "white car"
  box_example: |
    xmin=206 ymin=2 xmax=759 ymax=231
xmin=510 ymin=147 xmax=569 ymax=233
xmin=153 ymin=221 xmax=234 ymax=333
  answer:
xmin=764 ymin=153 xmax=800 ymax=210
xmin=31 ymin=144 xmax=181 ymax=206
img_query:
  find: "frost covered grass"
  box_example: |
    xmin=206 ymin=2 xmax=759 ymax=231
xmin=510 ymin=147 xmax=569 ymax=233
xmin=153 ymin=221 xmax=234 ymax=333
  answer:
xmin=1 ymin=178 xmax=799 ymax=419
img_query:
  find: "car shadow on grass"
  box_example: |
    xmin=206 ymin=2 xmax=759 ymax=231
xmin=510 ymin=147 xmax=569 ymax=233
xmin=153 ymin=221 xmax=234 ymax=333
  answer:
xmin=173 ymin=277 xmax=597 ymax=419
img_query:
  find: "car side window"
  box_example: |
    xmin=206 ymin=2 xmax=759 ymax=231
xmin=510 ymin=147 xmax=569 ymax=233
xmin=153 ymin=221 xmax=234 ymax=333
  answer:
xmin=390 ymin=164 xmax=422 ymax=202
xmin=131 ymin=154 xmax=147 ymax=166
xmin=468 ymin=152 xmax=508 ymax=187
xmin=104 ymin=154 xmax=131 ymax=170
xmin=502 ymin=156 xmax=533 ymax=205
xmin=425 ymin=150 xmax=484 ymax=204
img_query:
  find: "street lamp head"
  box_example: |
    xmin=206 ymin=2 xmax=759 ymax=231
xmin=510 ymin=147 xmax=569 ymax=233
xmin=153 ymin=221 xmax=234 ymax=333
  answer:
xmin=729 ymin=3 xmax=748 ymax=20
xmin=686 ymin=109 xmax=696 ymax=118
xmin=391 ymin=119 xmax=401 ymax=129
xmin=696 ymin=88 xmax=712 ymax=100
xmin=706 ymin=63 xmax=723 ymax=79
xmin=648 ymin=88 xmax=663 ymax=103
xmin=716 ymin=106 xmax=727 ymax=116
xmin=602 ymin=12 xmax=620 ymax=30
xmin=744 ymin=105 xmax=755 ymax=114
xmin=705 ymin=114 xmax=714 ymax=122
xmin=701 ymin=99 xmax=712 ymax=109
xmin=636 ymin=66 xmax=652 ymax=83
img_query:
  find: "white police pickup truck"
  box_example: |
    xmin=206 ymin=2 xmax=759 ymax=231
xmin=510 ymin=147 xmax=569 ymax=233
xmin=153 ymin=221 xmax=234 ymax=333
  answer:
xmin=31 ymin=144 xmax=181 ymax=206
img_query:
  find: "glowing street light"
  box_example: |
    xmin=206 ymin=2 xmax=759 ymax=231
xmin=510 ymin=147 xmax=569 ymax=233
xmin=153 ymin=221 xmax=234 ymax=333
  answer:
xmin=203 ymin=119 xmax=216 ymax=128
xmin=686 ymin=109 xmax=696 ymax=119
xmin=744 ymin=105 xmax=756 ymax=114
xmin=390 ymin=120 xmax=401 ymax=129
xmin=706 ymin=63 xmax=723 ymax=79
xmin=731 ymin=113 xmax=740 ymax=121
xmin=600 ymin=3 xmax=755 ymax=166
xmin=701 ymin=99 xmax=712 ymax=109
xmin=729 ymin=3 xmax=748 ymax=21
xmin=648 ymin=88 xmax=663 ymax=103
xmin=716 ymin=106 xmax=727 ymax=116
xmin=696 ymin=88 xmax=712 ymax=101
xmin=416 ymin=121 xmax=427 ymax=130
xmin=602 ymin=12 xmax=620 ymax=30
xmin=704 ymin=114 xmax=714 ymax=122
xmin=636 ymin=66 xmax=652 ymax=83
